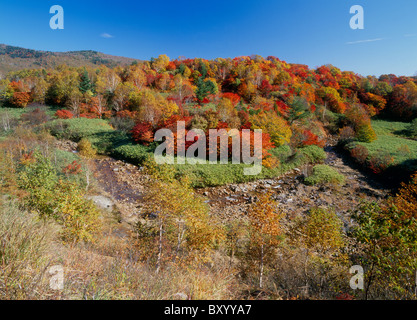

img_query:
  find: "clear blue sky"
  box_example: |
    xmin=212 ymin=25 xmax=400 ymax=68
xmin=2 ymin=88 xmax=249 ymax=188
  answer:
xmin=1 ymin=0 xmax=417 ymax=77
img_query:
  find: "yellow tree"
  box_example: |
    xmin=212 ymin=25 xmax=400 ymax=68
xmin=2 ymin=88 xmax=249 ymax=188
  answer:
xmin=152 ymin=54 xmax=170 ymax=73
xmin=126 ymin=65 xmax=147 ymax=90
xmin=290 ymin=207 xmax=345 ymax=295
xmin=391 ymin=172 xmax=417 ymax=218
xmin=172 ymin=74 xmax=196 ymax=103
xmin=141 ymin=175 xmax=223 ymax=272
xmin=249 ymin=111 xmax=292 ymax=147
xmin=246 ymin=192 xmax=284 ymax=288
xmin=217 ymin=97 xmax=240 ymax=128
xmin=136 ymin=89 xmax=178 ymax=125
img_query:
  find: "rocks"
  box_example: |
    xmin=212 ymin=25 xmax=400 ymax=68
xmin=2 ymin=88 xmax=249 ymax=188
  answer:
xmin=87 ymin=195 xmax=114 ymax=211
xmin=54 ymin=140 xmax=78 ymax=153
xmin=246 ymin=196 xmax=258 ymax=204
xmin=89 ymin=140 xmax=390 ymax=232
xmin=229 ymin=185 xmax=238 ymax=192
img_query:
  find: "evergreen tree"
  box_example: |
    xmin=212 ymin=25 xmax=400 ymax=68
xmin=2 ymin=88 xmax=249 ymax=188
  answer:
xmin=79 ymin=68 xmax=93 ymax=94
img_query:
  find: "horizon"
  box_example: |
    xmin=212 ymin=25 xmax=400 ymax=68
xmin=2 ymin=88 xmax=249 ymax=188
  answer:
xmin=1 ymin=1 xmax=417 ymax=77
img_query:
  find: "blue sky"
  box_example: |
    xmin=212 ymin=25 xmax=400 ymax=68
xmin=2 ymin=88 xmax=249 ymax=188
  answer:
xmin=0 ymin=0 xmax=417 ymax=76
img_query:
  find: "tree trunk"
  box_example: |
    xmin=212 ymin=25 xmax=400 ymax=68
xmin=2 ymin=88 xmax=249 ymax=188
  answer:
xmin=173 ymin=221 xmax=185 ymax=264
xmin=156 ymin=220 xmax=163 ymax=274
xmin=260 ymin=244 xmax=264 ymax=289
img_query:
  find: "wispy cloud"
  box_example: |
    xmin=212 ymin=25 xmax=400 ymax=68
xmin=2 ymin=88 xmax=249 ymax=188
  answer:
xmin=100 ymin=33 xmax=114 ymax=39
xmin=404 ymin=34 xmax=417 ymax=37
xmin=346 ymin=38 xmax=384 ymax=45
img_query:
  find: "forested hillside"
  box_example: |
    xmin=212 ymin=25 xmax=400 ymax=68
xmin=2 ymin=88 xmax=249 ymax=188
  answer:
xmin=0 ymin=44 xmax=138 ymax=75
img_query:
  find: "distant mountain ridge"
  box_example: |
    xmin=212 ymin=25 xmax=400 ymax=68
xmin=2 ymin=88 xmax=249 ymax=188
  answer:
xmin=0 ymin=44 xmax=139 ymax=74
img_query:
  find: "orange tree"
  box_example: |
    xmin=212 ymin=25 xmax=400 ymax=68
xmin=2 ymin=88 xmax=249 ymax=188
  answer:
xmin=245 ymin=192 xmax=284 ymax=288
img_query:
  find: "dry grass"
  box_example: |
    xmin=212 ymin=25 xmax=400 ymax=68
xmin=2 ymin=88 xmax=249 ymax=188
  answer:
xmin=0 ymin=199 xmax=61 ymax=299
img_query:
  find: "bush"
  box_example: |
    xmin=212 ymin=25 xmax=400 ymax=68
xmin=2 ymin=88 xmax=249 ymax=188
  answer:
xmin=406 ymin=118 xmax=417 ymax=139
xmin=338 ymin=126 xmax=355 ymax=143
xmin=299 ymin=145 xmax=327 ymax=163
xmin=304 ymin=165 xmax=345 ymax=186
xmin=112 ymin=143 xmax=153 ymax=166
xmin=53 ymin=181 xmax=101 ymax=243
xmin=77 ymin=138 xmax=97 ymax=158
xmin=131 ymin=121 xmax=154 ymax=146
xmin=109 ymin=116 xmax=136 ymax=133
xmin=356 ymin=124 xmax=377 ymax=143
xmin=21 ymin=107 xmax=50 ymax=126
xmin=55 ymin=109 xmax=74 ymax=119
xmin=18 ymin=153 xmax=101 ymax=242
xmin=349 ymin=145 xmax=369 ymax=165
xmin=368 ymin=150 xmax=394 ymax=174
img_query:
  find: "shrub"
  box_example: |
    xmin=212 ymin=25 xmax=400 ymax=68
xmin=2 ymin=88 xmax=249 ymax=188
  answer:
xmin=296 ymin=207 xmax=344 ymax=253
xmin=249 ymin=111 xmax=292 ymax=147
xmin=11 ymin=92 xmax=31 ymax=108
xmin=62 ymin=160 xmax=82 ymax=175
xmin=368 ymin=150 xmax=394 ymax=174
xmin=299 ymin=145 xmax=327 ymax=163
xmin=21 ymin=107 xmax=50 ymax=126
xmin=406 ymin=118 xmax=417 ymax=139
xmin=109 ymin=116 xmax=136 ymax=133
xmin=139 ymin=177 xmax=224 ymax=269
xmin=112 ymin=143 xmax=153 ymax=166
xmin=356 ymin=124 xmax=377 ymax=143
xmin=55 ymin=109 xmax=74 ymax=119
xmin=304 ymin=165 xmax=345 ymax=185
xmin=77 ymin=138 xmax=97 ymax=158
xmin=54 ymin=181 xmax=101 ymax=243
xmin=349 ymin=145 xmax=369 ymax=165
xmin=338 ymin=126 xmax=355 ymax=143
xmin=131 ymin=121 xmax=154 ymax=146
xmin=301 ymin=130 xmax=325 ymax=148
xmin=18 ymin=153 xmax=101 ymax=242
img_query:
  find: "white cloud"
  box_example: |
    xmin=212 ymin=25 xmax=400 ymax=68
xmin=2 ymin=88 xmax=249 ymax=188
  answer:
xmin=346 ymin=38 xmax=384 ymax=45
xmin=100 ymin=33 xmax=114 ymax=39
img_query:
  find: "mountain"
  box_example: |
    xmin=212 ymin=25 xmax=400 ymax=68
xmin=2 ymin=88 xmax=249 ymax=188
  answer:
xmin=0 ymin=44 xmax=140 ymax=75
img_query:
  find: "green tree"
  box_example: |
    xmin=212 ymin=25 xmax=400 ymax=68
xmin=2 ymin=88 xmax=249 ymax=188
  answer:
xmin=79 ymin=68 xmax=94 ymax=94
xmin=352 ymin=202 xmax=417 ymax=299
xmin=195 ymin=77 xmax=218 ymax=101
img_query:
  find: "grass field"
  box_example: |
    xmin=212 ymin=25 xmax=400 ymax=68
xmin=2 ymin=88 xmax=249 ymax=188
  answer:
xmin=347 ymin=119 xmax=417 ymax=176
xmin=44 ymin=117 xmax=327 ymax=187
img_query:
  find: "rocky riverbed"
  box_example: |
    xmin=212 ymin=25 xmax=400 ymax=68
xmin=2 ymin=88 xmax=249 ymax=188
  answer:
xmin=56 ymin=139 xmax=390 ymax=231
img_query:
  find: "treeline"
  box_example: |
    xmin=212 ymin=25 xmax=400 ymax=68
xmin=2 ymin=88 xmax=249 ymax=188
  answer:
xmin=1 ymin=54 xmax=416 ymax=165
